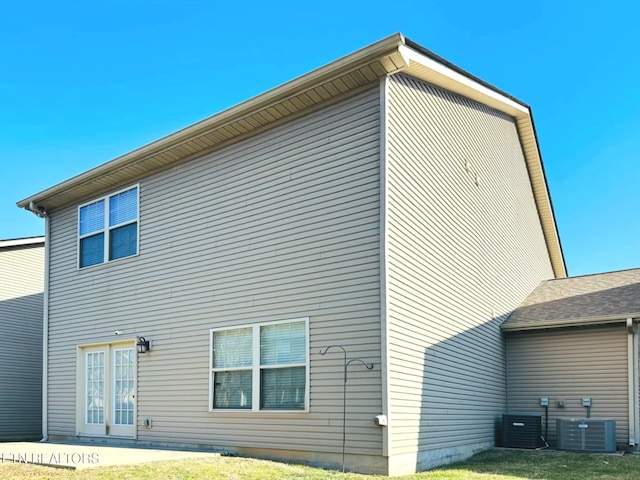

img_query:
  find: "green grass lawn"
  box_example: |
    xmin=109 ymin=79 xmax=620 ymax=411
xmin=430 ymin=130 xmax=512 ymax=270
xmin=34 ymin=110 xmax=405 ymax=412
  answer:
xmin=1 ymin=449 xmax=639 ymax=479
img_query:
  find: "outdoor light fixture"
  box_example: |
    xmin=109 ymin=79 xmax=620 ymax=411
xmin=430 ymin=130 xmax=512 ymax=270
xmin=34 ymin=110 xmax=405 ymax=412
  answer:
xmin=136 ymin=337 xmax=150 ymax=354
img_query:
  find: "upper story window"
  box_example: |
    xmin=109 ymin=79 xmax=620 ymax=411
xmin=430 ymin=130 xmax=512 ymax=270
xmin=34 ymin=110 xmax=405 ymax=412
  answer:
xmin=78 ymin=185 xmax=139 ymax=268
xmin=210 ymin=318 xmax=308 ymax=412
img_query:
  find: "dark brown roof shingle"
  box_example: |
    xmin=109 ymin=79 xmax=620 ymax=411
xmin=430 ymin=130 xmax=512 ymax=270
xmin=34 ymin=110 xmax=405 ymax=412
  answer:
xmin=502 ymin=268 xmax=640 ymax=331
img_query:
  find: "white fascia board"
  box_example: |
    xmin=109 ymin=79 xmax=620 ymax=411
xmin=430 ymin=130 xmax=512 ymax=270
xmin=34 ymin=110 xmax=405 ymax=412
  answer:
xmin=502 ymin=314 xmax=640 ymax=332
xmin=398 ymin=45 xmax=529 ymax=118
xmin=17 ymin=34 xmax=408 ymax=212
xmin=0 ymin=236 xmax=45 ymax=248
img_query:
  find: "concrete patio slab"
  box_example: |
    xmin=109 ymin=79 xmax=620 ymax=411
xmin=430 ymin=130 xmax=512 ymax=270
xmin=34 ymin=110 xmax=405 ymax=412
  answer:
xmin=0 ymin=441 xmax=221 ymax=470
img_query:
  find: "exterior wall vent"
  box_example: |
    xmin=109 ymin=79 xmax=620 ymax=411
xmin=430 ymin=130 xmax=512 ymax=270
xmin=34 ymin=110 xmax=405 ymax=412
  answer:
xmin=501 ymin=414 xmax=543 ymax=448
xmin=556 ymin=418 xmax=616 ymax=452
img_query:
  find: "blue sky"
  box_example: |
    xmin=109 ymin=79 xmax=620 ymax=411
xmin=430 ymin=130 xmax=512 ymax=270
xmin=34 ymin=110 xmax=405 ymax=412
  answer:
xmin=1 ymin=1 xmax=638 ymax=277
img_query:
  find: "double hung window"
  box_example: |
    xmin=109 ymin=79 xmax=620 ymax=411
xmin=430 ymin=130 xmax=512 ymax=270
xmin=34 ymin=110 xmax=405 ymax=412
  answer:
xmin=78 ymin=186 xmax=139 ymax=268
xmin=210 ymin=318 xmax=308 ymax=411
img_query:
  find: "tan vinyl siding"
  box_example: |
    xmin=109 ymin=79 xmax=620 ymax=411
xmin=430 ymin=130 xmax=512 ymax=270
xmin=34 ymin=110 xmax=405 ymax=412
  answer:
xmin=385 ymin=74 xmax=554 ymax=457
xmin=46 ymin=87 xmax=383 ymax=456
xmin=0 ymin=242 xmax=44 ymax=440
xmin=506 ymin=326 xmax=628 ymax=447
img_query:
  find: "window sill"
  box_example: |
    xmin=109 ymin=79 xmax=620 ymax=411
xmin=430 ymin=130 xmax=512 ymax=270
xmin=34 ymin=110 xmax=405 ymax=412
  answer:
xmin=207 ymin=409 xmax=310 ymax=415
xmin=77 ymin=252 xmax=140 ymax=272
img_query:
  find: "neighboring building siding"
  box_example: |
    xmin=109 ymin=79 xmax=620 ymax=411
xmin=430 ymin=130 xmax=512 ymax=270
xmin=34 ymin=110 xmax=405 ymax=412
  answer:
xmin=46 ymin=87 xmax=383 ymax=461
xmin=385 ymin=74 xmax=554 ymax=469
xmin=0 ymin=241 xmax=44 ymax=441
xmin=506 ymin=326 xmax=628 ymax=447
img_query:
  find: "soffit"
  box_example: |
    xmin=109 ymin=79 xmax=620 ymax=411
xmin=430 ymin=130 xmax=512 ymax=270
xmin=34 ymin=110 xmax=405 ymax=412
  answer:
xmin=17 ymin=33 xmax=566 ymax=278
xmin=17 ymin=34 xmax=408 ymax=212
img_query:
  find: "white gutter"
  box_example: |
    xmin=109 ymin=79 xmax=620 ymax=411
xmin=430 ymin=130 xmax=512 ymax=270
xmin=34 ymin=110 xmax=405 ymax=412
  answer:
xmin=502 ymin=313 xmax=640 ymax=332
xmin=16 ymin=33 xmax=566 ymax=280
xmin=26 ymin=201 xmax=47 ymax=218
xmin=16 ymin=34 xmax=407 ymax=212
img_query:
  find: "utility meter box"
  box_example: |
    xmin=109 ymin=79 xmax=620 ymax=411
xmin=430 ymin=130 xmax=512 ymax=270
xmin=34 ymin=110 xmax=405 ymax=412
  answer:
xmin=374 ymin=415 xmax=388 ymax=426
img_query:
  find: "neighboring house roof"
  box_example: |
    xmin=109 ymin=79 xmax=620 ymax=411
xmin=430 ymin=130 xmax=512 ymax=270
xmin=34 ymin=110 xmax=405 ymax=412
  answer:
xmin=502 ymin=268 xmax=640 ymax=331
xmin=0 ymin=236 xmax=45 ymax=248
xmin=15 ymin=33 xmax=566 ymax=278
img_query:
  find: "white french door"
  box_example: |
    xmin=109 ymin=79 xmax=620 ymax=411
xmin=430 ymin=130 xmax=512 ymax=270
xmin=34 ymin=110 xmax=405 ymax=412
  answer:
xmin=80 ymin=343 xmax=136 ymax=438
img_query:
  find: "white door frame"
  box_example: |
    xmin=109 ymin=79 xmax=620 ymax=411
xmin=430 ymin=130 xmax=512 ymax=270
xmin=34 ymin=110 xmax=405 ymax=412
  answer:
xmin=76 ymin=340 xmax=137 ymax=438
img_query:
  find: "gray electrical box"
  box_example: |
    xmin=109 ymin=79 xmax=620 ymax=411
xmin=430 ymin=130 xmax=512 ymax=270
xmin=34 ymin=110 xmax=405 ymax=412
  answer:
xmin=374 ymin=415 xmax=388 ymax=426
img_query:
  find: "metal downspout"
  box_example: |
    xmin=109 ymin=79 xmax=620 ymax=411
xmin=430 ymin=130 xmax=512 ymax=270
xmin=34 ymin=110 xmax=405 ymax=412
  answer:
xmin=627 ymin=318 xmax=638 ymax=447
xmin=41 ymin=215 xmax=49 ymax=442
xmin=379 ymin=76 xmax=391 ymax=461
xmin=24 ymin=202 xmax=49 ymax=442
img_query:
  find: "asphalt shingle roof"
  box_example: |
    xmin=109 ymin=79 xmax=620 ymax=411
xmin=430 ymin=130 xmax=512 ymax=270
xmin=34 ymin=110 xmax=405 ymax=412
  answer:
xmin=502 ymin=268 xmax=640 ymax=331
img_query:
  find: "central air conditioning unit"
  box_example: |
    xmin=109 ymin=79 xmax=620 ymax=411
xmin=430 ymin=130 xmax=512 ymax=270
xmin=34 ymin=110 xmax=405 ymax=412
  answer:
xmin=556 ymin=418 xmax=616 ymax=452
xmin=502 ymin=414 xmax=543 ymax=449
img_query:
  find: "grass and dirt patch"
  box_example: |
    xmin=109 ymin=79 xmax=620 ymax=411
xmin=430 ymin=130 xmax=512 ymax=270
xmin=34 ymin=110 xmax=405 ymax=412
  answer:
xmin=2 ymin=448 xmax=640 ymax=479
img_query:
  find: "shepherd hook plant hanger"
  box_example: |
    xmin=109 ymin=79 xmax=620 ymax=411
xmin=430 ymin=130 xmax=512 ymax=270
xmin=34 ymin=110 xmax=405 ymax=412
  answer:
xmin=319 ymin=344 xmax=374 ymax=472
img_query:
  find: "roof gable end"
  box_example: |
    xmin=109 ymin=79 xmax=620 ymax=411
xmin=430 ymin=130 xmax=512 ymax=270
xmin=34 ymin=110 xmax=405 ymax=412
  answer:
xmin=16 ymin=33 xmax=566 ymax=278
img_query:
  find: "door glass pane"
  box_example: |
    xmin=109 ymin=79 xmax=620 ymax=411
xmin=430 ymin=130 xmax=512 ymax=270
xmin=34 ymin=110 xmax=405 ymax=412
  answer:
xmin=113 ymin=348 xmax=135 ymax=425
xmin=86 ymin=352 xmax=105 ymax=424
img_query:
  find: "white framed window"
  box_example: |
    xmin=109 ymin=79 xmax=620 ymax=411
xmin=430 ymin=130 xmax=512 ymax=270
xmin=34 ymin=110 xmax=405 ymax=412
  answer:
xmin=210 ymin=318 xmax=309 ymax=412
xmin=78 ymin=185 xmax=139 ymax=268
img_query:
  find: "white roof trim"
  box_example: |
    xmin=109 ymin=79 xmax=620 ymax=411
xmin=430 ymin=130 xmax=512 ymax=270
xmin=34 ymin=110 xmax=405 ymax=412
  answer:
xmin=502 ymin=314 xmax=640 ymax=332
xmin=0 ymin=236 xmax=45 ymax=248
xmin=15 ymin=33 xmax=566 ymax=278
xmin=398 ymin=45 xmax=529 ymax=117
